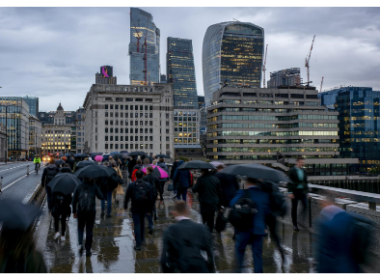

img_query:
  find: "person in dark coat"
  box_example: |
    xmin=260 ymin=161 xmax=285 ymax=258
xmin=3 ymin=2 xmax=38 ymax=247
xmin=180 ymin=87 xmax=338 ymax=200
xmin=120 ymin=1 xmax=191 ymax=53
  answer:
xmin=169 ymin=157 xmax=181 ymax=198
xmin=172 ymin=160 xmax=192 ymax=201
xmin=143 ymin=166 xmax=160 ymax=231
xmin=214 ymin=168 xmax=239 ymax=207
xmin=67 ymin=156 xmax=75 ymax=170
xmin=51 ymin=192 xmax=72 ymax=241
xmin=41 ymin=158 xmax=60 ymax=212
xmin=287 ymin=157 xmax=309 ymax=231
xmin=192 ymin=169 xmax=222 ymax=233
xmin=160 ymin=201 xmax=215 ymax=273
xmin=59 ymin=163 xmax=72 ymax=173
xmin=98 ymin=162 xmax=117 ymax=218
xmin=128 ymin=156 xmax=136 ymax=179
xmin=230 ymin=177 xmax=271 ymax=273
xmin=124 ymin=170 xmax=154 ymax=251
xmin=72 ymin=178 xmax=104 ymax=256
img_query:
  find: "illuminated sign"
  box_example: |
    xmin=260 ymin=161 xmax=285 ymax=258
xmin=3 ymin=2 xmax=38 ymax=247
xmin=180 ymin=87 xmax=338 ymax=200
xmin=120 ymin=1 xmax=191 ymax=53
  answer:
xmin=102 ymin=67 xmax=109 ymax=78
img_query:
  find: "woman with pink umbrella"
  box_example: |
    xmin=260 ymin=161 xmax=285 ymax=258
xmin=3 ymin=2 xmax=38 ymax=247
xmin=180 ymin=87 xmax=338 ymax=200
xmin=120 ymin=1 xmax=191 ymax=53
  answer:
xmin=94 ymin=155 xmax=103 ymax=163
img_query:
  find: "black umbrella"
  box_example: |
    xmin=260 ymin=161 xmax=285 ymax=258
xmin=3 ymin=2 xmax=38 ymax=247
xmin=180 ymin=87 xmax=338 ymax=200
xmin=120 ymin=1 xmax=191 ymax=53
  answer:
xmin=177 ymin=160 xmax=216 ymax=170
xmin=155 ymin=154 xmax=169 ymax=158
xmin=55 ymin=159 xmax=65 ymax=166
xmin=75 ymin=164 xmax=116 ymax=179
xmin=0 ymin=199 xmax=42 ymax=231
xmin=47 ymin=173 xmax=82 ymax=195
xmin=121 ymin=151 xmax=129 ymax=159
xmin=110 ymin=151 xmax=122 ymax=159
xmin=129 ymin=151 xmax=147 ymax=156
xmin=219 ymin=164 xmax=292 ymax=184
xmin=76 ymin=160 xmax=97 ymax=169
xmin=74 ymin=153 xmax=87 ymax=159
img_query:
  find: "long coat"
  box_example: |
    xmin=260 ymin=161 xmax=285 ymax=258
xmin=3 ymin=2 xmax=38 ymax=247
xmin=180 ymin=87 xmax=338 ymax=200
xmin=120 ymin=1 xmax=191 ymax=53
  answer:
xmin=192 ymin=173 xmax=222 ymax=212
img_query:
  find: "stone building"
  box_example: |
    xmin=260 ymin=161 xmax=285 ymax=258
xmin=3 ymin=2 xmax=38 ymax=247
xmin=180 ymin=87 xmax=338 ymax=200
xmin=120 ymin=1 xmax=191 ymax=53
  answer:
xmin=0 ymin=124 xmax=7 ymax=160
xmin=83 ymin=83 xmax=174 ymax=157
xmin=29 ymin=114 xmax=42 ymax=158
xmin=206 ymin=86 xmax=358 ymax=175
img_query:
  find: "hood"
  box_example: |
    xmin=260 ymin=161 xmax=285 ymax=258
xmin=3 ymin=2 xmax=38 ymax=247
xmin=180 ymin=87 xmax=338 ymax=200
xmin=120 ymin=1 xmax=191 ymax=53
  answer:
xmin=48 ymin=164 xmax=56 ymax=169
xmin=177 ymin=160 xmax=184 ymax=166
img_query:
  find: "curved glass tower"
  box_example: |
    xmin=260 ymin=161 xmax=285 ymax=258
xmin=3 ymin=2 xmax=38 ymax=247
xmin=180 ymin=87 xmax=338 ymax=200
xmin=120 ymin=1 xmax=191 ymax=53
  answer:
xmin=202 ymin=22 xmax=264 ymax=106
xmin=129 ymin=8 xmax=160 ymax=86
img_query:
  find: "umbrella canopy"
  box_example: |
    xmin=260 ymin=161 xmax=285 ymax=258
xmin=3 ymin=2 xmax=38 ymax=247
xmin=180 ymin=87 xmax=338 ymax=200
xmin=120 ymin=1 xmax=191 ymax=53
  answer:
xmin=0 ymin=199 xmax=42 ymax=231
xmin=110 ymin=151 xmax=122 ymax=159
xmin=94 ymin=155 xmax=103 ymax=162
xmin=210 ymin=161 xmax=226 ymax=168
xmin=178 ymin=160 xmax=216 ymax=170
xmin=155 ymin=154 xmax=169 ymax=158
xmin=75 ymin=164 xmax=116 ymax=179
xmin=65 ymin=153 xmax=71 ymax=157
xmin=142 ymin=165 xmax=169 ymax=179
xmin=76 ymin=160 xmax=97 ymax=169
xmin=120 ymin=151 xmax=129 ymax=159
xmin=55 ymin=159 xmax=65 ymax=166
xmin=129 ymin=151 xmax=147 ymax=156
xmin=74 ymin=153 xmax=87 ymax=159
xmin=219 ymin=163 xmax=292 ymax=184
xmin=47 ymin=173 xmax=82 ymax=196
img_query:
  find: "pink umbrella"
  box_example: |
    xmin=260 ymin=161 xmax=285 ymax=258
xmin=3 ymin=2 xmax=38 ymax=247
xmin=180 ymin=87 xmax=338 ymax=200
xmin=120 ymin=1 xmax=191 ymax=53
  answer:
xmin=94 ymin=155 xmax=103 ymax=162
xmin=142 ymin=165 xmax=169 ymax=179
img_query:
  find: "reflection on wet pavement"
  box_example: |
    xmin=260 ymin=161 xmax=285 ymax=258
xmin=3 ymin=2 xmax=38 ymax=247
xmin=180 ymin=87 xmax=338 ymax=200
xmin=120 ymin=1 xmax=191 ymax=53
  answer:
xmin=38 ymin=177 xmax=380 ymax=273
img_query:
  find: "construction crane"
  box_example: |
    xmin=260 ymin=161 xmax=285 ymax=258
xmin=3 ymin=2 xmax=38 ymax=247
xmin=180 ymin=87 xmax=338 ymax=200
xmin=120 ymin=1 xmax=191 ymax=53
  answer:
xmin=129 ymin=12 xmax=141 ymax=53
xmin=305 ymin=35 xmax=316 ymax=85
xmin=262 ymin=44 xmax=268 ymax=88
xmin=320 ymin=76 xmax=324 ymax=93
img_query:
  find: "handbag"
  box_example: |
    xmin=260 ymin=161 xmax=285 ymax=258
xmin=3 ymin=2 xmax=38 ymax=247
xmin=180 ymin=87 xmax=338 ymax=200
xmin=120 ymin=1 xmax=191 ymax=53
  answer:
xmin=215 ymin=211 xmax=228 ymax=233
xmin=168 ymin=183 xmax=174 ymax=191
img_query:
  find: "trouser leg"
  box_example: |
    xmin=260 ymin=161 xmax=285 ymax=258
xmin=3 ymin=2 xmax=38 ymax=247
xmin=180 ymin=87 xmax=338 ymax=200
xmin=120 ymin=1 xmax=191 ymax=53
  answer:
xmin=132 ymin=212 xmax=142 ymax=246
xmin=84 ymin=212 xmax=96 ymax=251
xmin=291 ymin=196 xmax=299 ymax=226
xmin=146 ymin=212 xmax=153 ymax=230
xmin=251 ymin=235 xmax=264 ymax=273
xmin=107 ymin=191 xmax=113 ymax=215
xmin=182 ymin=188 xmax=187 ymax=201
xmin=54 ymin=215 xmax=60 ymax=232
xmin=77 ymin=214 xmax=85 ymax=246
xmin=140 ymin=212 xmax=146 ymax=243
xmin=201 ymin=211 xmax=215 ymax=233
xmin=235 ymin=231 xmax=251 ymax=272
xmin=61 ymin=214 xmax=67 ymax=235
xmin=159 ymin=182 xmax=164 ymax=200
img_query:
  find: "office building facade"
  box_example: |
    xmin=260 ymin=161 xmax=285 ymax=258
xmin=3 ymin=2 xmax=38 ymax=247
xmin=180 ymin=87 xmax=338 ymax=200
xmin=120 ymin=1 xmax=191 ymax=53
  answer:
xmin=206 ymin=86 xmax=358 ymax=175
xmin=23 ymin=96 xmax=39 ymax=117
xmin=267 ymin=68 xmax=302 ymax=88
xmin=198 ymin=96 xmax=205 ymax=108
xmin=160 ymin=74 xmax=167 ymax=83
xmin=202 ymin=22 xmax=265 ymax=106
xmin=29 ymin=114 xmax=42 ymax=158
xmin=0 ymin=97 xmax=29 ymax=159
xmin=75 ymin=108 xmax=85 ymax=153
xmin=321 ymin=87 xmax=380 ymax=172
xmin=83 ymin=83 xmax=174 ymax=157
xmin=95 ymin=65 xmax=117 ymax=85
xmin=129 ymin=8 xmax=160 ymax=86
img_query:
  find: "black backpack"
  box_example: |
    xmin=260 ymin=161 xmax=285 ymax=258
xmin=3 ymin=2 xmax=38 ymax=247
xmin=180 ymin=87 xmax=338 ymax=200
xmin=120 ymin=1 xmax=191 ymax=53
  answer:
xmin=350 ymin=212 xmax=375 ymax=264
xmin=45 ymin=168 xmax=57 ymax=187
xmin=260 ymin=180 xmax=287 ymax=217
xmin=228 ymin=189 xmax=258 ymax=231
xmin=133 ymin=181 xmax=150 ymax=204
xmin=78 ymin=185 xmax=95 ymax=213
xmin=52 ymin=193 xmax=65 ymax=216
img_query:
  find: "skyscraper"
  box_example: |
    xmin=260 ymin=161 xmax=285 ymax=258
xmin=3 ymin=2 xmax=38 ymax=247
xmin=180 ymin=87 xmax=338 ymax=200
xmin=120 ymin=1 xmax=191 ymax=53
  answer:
xmin=160 ymin=74 xmax=167 ymax=83
xmin=202 ymin=22 xmax=264 ymax=106
xmin=167 ymin=37 xmax=198 ymax=109
xmin=129 ymin=8 xmax=160 ymax=86
xmin=23 ymin=96 xmax=39 ymax=117
xmin=95 ymin=65 xmax=117 ymax=85
xmin=267 ymin=68 xmax=301 ymax=88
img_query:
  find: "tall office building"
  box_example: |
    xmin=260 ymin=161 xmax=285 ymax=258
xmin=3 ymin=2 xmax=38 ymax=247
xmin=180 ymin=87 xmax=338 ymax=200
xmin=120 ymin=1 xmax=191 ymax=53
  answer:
xmin=167 ymin=37 xmax=199 ymax=109
xmin=23 ymin=96 xmax=39 ymax=117
xmin=160 ymin=74 xmax=167 ymax=83
xmin=320 ymin=86 xmax=380 ymax=172
xmin=267 ymin=68 xmax=302 ymax=88
xmin=95 ymin=65 xmax=117 ymax=85
xmin=198 ymin=96 xmax=205 ymax=108
xmin=202 ymin=22 xmax=264 ymax=106
xmin=129 ymin=8 xmax=160 ymax=86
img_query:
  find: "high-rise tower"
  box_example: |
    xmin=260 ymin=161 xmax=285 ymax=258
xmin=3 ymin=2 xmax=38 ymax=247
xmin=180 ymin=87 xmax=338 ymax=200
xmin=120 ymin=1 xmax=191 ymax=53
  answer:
xmin=202 ymin=22 xmax=264 ymax=106
xmin=129 ymin=8 xmax=160 ymax=86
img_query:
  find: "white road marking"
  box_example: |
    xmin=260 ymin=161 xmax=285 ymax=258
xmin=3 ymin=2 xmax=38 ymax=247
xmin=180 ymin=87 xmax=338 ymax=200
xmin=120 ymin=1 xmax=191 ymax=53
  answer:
xmin=1 ymin=170 xmax=36 ymax=192
xmin=0 ymin=163 xmax=31 ymax=174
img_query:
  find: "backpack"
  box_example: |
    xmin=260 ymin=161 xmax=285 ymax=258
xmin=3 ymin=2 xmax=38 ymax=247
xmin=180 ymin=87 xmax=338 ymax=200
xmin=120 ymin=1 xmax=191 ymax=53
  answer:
xmin=52 ymin=193 xmax=65 ymax=216
xmin=133 ymin=181 xmax=151 ymax=204
xmin=78 ymin=185 xmax=96 ymax=213
xmin=228 ymin=189 xmax=258 ymax=231
xmin=260 ymin=180 xmax=287 ymax=217
xmin=350 ymin=212 xmax=375 ymax=264
xmin=44 ymin=168 xmax=57 ymax=187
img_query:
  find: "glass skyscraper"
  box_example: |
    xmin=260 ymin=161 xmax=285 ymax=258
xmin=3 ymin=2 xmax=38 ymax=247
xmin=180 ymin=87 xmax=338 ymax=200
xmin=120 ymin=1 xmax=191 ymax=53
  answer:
xmin=167 ymin=37 xmax=199 ymax=109
xmin=321 ymin=87 xmax=380 ymax=172
xmin=23 ymin=96 xmax=39 ymax=117
xmin=202 ymin=22 xmax=264 ymax=106
xmin=129 ymin=8 xmax=160 ymax=86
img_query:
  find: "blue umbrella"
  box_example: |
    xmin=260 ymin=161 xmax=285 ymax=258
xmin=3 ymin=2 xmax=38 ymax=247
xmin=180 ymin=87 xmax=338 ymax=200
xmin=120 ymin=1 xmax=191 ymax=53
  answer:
xmin=110 ymin=151 xmax=122 ymax=159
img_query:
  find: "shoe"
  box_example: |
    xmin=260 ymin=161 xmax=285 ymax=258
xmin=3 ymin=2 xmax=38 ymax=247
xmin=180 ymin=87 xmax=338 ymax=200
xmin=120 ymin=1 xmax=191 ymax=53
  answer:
xmin=134 ymin=245 xmax=142 ymax=251
xmin=101 ymin=210 xmax=105 ymax=217
xmin=86 ymin=250 xmax=92 ymax=257
xmin=61 ymin=235 xmax=66 ymax=242
xmin=54 ymin=232 xmax=61 ymax=241
xmin=106 ymin=214 xmax=112 ymax=218
xmin=293 ymin=225 xmax=300 ymax=232
xmin=79 ymin=245 xmax=84 ymax=256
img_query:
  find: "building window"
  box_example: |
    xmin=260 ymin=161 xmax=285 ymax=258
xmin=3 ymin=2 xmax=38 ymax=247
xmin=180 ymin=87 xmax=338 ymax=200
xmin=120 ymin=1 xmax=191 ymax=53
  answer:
xmin=105 ymin=136 xmax=108 ymax=141
xmin=105 ymin=144 xmax=108 ymax=149
xmin=110 ymin=105 xmax=114 ymax=109
xmin=105 ymin=112 xmax=108 ymax=117
xmin=105 ymin=120 xmax=108 ymax=125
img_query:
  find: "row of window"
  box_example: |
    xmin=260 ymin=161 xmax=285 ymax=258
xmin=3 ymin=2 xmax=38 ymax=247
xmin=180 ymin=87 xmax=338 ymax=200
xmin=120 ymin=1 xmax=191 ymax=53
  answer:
xmin=209 ymin=123 xmax=338 ymax=129
xmin=174 ymin=117 xmax=198 ymax=121
xmin=211 ymin=108 xmax=326 ymax=114
xmin=174 ymin=138 xmax=198 ymax=143
xmin=105 ymin=112 xmax=154 ymax=118
xmin=105 ymin=104 xmax=153 ymax=111
xmin=208 ymin=114 xmax=338 ymax=122
xmin=105 ymin=136 xmax=160 ymax=142
xmin=105 ymin=120 xmax=171 ymax=126
xmin=220 ymin=100 xmax=320 ymax=106
xmin=212 ymin=139 xmax=337 ymax=144
xmin=105 ymin=128 xmax=154 ymax=134
xmin=105 ymin=143 xmax=159 ymax=150
xmin=174 ymin=122 xmax=198 ymax=127
xmin=208 ymin=130 xmax=339 ymax=137
xmin=207 ymin=147 xmax=337 ymax=153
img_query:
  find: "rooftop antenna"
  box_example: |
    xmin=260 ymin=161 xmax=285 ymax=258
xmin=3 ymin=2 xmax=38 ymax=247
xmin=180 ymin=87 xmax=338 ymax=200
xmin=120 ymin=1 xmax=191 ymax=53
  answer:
xmin=233 ymin=18 xmax=240 ymax=22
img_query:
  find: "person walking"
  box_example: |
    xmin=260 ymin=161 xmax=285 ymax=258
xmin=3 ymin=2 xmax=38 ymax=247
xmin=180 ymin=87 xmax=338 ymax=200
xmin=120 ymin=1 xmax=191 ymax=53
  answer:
xmin=112 ymin=162 xmax=124 ymax=205
xmin=98 ymin=162 xmax=118 ymax=218
xmin=143 ymin=166 xmax=160 ymax=231
xmin=124 ymin=170 xmax=154 ymax=251
xmin=230 ymin=177 xmax=271 ymax=273
xmin=192 ymin=169 xmax=222 ymax=233
xmin=131 ymin=159 xmax=143 ymax=182
xmin=51 ymin=191 xmax=72 ymax=241
xmin=287 ymin=157 xmax=309 ymax=231
xmin=214 ymin=166 xmax=239 ymax=208
xmin=170 ymin=157 xmax=181 ymax=199
xmin=152 ymin=156 xmax=158 ymax=165
xmin=172 ymin=160 xmax=192 ymax=201
xmin=108 ymin=156 xmax=117 ymax=167
xmin=41 ymin=158 xmax=60 ymax=212
xmin=59 ymin=163 xmax=72 ymax=173
xmin=160 ymin=201 xmax=215 ymax=273
xmin=72 ymin=177 xmax=104 ymax=257
xmin=157 ymin=158 xmax=169 ymax=201
xmin=128 ymin=156 xmax=136 ymax=179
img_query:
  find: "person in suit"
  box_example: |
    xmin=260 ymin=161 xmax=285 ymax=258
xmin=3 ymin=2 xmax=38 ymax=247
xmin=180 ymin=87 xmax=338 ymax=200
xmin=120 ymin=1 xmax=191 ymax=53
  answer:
xmin=160 ymin=201 xmax=215 ymax=273
xmin=230 ymin=177 xmax=271 ymax=273
xmin=143 ymin=166 xmax=160 ymax=231
xmin=192 ymin=169 xmax=222 ymax=233
xmin=172 ymin=161 xmax=192 ymax=202
xmin=287 ymin=157 xmax=308 ymax=231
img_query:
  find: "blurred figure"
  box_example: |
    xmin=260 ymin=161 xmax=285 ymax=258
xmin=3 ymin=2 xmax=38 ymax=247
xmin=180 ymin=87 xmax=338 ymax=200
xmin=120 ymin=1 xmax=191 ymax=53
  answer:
xmin=152 ymin=156 xmax=158 ymax=165
xmin=51 ymin=190 xmax=72 ymax=241
xmin=192 ymin=169 xmax=222 ymax=233
xmin=172 ymin=160 xmax=192 ymax=202
xmin=131 ymin=159 xmax=143 ymax=182
xmin=160 ymin=201 xmax=215 ymax=273
xmin=72 ymin=177 xmax=104 ymax=257
xmin=315 ymin=193 xmax=361 ymax=273
xmin=143 ymin=157 xmax=150 ymax=166
xmin=214 ymin=165 xmax=239 ymax=208
xmin=170 ymin=157 xmax=181 ymax=199
xmin=287 ymin=157 xmax=308 ymax=231
xmin=128 ymin=156 xmax=136 ymax=179
xmin=41 ymin=158 xmax=60 ymax=212
xmin=59 ymin=163 xmax=72 ymax=173
xmin=230 ymin=177 xmax=271 ymax=273
xmin=124 ymin=170 xmax=154 ymax=251
xmin=99 ymin=162 xmax=119 ymax=218
xmin=112 ymin=162 xmax=124 ymax=205
xmin=157 ymin=158 xmax=169 ymax=201
xmin=143 ymin=166 xmax=160 ymax=231
xmin=33 ymin=155 xmax=41 ymax=173
xmin=108 ymin=156 xmax=116 ymax=167
xmin=67 ymin=155 xmax=75 ymax=170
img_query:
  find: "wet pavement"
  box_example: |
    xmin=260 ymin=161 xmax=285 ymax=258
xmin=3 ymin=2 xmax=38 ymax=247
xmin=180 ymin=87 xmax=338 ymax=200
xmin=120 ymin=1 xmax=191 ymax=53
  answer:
xmin=36 ymin=174 xmax=380 ymax=273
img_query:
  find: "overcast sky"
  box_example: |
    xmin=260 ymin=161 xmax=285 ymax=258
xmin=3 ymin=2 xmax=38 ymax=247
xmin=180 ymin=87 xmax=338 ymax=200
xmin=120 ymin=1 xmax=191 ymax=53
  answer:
xmin=1 ymin=7 xmax=380 ymax=111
